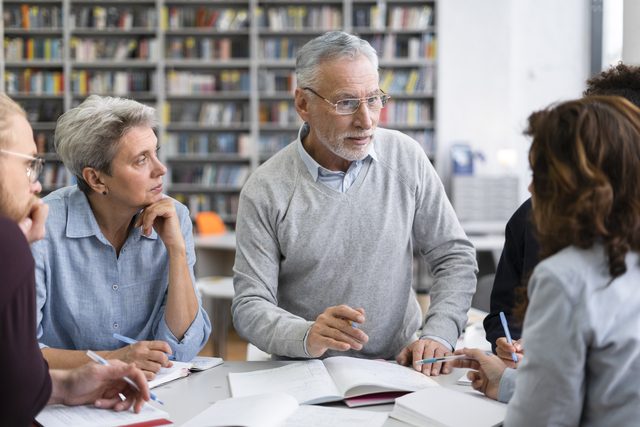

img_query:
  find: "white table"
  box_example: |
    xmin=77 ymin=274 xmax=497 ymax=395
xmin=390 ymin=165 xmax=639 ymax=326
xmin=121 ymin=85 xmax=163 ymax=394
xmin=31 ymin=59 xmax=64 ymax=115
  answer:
xmin=147 ymin=361 xmax=481 ymax=426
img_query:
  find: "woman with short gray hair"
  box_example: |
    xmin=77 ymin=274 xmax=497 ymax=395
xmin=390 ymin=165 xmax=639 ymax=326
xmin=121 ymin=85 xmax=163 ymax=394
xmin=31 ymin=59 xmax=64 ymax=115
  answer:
xmin=31 ymin=95 xmax=211 ymax=379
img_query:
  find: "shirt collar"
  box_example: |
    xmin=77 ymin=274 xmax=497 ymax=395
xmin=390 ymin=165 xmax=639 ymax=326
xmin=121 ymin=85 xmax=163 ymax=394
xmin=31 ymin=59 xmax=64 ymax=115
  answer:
xmin=296 ymin=122 xmax=378 ymax=182
xmin=66 ymin=187 xmax=157 ymax=241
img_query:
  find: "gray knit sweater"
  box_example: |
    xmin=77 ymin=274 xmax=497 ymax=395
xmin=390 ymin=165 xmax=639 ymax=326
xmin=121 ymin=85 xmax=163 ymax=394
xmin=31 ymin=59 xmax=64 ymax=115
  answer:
xmin=231 ymin=126 xmax=477 ymax=360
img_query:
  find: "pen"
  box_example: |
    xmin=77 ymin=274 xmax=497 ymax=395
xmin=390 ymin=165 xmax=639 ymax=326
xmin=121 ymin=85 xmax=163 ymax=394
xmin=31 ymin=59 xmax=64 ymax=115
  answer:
xmin=500 ymin=311 xmax=518 ymax=364
xmin=86 ymin=350 xmax=164 ymax=405
xmin=113 ymin=333 xmax=176 ymax=360
xmin=413 ymin=352 xmax=491 ymax=365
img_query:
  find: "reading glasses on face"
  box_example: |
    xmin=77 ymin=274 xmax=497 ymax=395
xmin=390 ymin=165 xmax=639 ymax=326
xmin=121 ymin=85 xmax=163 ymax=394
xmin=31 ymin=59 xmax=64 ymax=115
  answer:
xmin=303 ymin=87 xmax=390 ymax=115
xmin=0 ymin=149 xmax=45 ymax=183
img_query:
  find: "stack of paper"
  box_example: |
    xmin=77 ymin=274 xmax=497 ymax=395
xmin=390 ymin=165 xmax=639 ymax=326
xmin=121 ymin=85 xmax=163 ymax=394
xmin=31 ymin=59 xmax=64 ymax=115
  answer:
xmin=389 ymin=387 xmax=507 ymax=427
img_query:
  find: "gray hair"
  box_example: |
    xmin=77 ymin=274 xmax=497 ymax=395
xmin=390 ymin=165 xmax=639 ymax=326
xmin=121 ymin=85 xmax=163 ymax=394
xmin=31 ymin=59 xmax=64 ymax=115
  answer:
xmin=55 ymin=95 xmax=158 ymax=195
xmin=296 ymin=31 xmax=379 ymax=91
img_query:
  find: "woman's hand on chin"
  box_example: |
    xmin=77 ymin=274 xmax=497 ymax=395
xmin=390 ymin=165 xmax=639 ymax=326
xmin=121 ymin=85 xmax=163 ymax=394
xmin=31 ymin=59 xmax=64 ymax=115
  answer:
xmin=135 ymin=199 xmax=185 ymax=251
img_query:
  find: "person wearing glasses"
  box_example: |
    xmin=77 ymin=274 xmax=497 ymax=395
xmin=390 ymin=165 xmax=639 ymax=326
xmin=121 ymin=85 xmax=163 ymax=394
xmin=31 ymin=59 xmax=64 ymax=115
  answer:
xmin=0 ymin=93 xmax=151 ymax=426
xmin=231 ymin=31 xmax=477 ymax=374
xmin=30 ymin=95 xmax=211 ymax=380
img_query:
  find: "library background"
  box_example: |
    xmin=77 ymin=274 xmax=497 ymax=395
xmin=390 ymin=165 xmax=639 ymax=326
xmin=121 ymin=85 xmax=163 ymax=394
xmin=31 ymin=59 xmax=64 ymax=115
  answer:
xmin=2 ymin=0 xmax=438 ymax=359
xmin=3 ymin=0 xmax=626 ymax=359
xmin=1 ymin=0 xmax=436 ymax=229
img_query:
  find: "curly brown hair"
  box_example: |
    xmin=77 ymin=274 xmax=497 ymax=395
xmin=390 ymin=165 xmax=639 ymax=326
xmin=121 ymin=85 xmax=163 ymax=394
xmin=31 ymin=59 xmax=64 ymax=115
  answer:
xmin=514 ymin=96 xmax=640 ymax=320
xmin=584 ymin=63 xmax=640 ymax=108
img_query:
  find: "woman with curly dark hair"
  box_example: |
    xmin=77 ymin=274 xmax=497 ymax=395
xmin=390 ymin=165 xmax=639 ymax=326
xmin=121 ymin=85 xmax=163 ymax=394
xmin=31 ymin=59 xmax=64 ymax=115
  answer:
xmin=454 ymin=96 xmax=640 ymax=426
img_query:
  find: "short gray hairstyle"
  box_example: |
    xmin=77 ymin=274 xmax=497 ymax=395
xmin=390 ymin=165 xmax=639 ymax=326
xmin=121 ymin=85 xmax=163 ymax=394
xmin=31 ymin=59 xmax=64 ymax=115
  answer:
xmin=296 ymin=31 xmax=379 ymax=91
xmin=55 ymin=95 xmax=158 ymax=195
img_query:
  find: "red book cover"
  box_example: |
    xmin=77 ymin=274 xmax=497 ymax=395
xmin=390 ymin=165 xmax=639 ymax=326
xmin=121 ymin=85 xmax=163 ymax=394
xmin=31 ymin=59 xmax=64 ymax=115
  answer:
xmin=206 ymin=10 xmax=220 ymax=28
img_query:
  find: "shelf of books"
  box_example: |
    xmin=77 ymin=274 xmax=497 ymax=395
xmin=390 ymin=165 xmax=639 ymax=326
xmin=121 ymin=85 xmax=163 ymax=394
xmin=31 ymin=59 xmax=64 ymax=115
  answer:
xmin=2 ymin=0 xmax=436 ymax=227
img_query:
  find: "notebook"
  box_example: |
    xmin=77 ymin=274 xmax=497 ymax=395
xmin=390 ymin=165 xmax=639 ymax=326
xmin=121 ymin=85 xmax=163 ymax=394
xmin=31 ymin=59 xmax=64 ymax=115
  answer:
xmin=181 ymin=392 xmax=388 ymax=427
xmin=149 ymin=356 xmax=223 ymax=389
xmin=389 ymin=387 xmax=507 ymax=427
xmin=229 ymin=356 xmax=439 ymax=405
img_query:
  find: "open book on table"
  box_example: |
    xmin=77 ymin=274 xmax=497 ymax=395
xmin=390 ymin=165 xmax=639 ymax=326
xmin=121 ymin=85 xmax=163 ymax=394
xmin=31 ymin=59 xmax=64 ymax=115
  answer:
xmin=228 ymin=356 xmax=439 ymax=405
xmin=149 ymin=356 xmax=223 ymax=389
xmin=181 ymin=392 xmax=388 ymax=427
xmin=389 ymin=387 xmax=507 ymax=427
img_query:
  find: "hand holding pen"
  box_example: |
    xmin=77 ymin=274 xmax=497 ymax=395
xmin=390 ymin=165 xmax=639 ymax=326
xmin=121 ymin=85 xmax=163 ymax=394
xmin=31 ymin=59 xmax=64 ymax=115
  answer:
xmin=104 ymin=334 xmax=174 ymax=380
xmin=306 ymin=305 xmax=368 ymax=358
xmin=449 ymin=347 xmax=507 ymax=401
xmin=86 ymin=351 xmax=161 ymax=406
xmin=114 ymin=333 xmax=176 ymax=360
xmin=498 ymin=312 xmax=522 ymax=367
xmin=413 ymin=352 xmax=491 ymax=365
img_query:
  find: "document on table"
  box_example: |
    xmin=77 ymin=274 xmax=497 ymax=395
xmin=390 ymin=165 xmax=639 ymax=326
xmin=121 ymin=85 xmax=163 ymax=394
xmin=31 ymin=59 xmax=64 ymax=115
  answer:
xmin=229 ymin=360 xmax=342 ymax=404
xmin=389 ymin=387 xmax=507 ymax=427
xmin=229 ymin=356 xmax=439 ymax=405
xmin=181 ymin=392 xmax=388 ymax=427
xmin=149 ymin=356 xmax=223 ymax=388
xmin=149 ymin=362 xmax=191 ymax=389
xmin=35 ymin=402 xmax=170 ymax=427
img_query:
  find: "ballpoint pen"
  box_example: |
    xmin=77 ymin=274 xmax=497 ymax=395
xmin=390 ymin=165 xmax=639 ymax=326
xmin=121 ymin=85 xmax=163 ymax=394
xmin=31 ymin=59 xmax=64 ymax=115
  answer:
xmin=500 ymin=311 xmax=519 ymax=364
xmin=86 ymin=350 xmax=164 ymax=405
xmin=413 ymin=352 xmax=491 ymax=365
xmin=113 ymin=333 xmax=176 ymax=360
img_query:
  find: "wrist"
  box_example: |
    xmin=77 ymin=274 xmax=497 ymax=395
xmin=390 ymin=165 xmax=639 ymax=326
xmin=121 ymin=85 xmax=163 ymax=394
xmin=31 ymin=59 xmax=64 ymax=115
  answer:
xmin=47 ymin=370 xmax=70 ymax=405
xmin=165 ymin=242 xmax=187 ymax=255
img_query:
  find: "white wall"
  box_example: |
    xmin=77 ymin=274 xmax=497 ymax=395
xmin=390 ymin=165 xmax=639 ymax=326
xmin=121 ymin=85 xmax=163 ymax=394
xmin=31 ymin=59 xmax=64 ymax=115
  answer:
xmin=623 ymin=0 xmax=640 ymax=64
xmin=436 ymin=0 xmax=591 ymax=203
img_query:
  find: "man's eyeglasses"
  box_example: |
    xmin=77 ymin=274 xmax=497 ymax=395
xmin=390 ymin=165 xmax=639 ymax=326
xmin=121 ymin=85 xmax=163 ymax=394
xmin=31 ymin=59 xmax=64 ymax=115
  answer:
xmin=0 ymin=149 xmax=45 ymax=183
xmin=303 ymin=87 xmax=390 ymax=115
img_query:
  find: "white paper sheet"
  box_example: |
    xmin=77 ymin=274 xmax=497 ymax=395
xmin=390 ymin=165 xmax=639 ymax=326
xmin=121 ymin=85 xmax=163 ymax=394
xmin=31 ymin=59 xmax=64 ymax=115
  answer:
xmin=182 ymin=393 xmax=298 ymax=427
xmin=390 ymin=387 xmax=507 ymax=427
xmin=280 ymin=405 xmax=388 ymax=427
xmin=182 ymin=393 xmax=388 ymax=427
xmin=229 ymin=360 xmax=342 ymax=404
xmin=35 ymin=402 xmax=169 ymax=427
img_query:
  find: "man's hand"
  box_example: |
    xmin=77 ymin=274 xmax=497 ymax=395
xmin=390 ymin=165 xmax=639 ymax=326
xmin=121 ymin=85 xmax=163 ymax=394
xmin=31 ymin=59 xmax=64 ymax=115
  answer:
xmin=496 ymin=337 xmax=523 ymax=368
xmin=18 ymin=198 xmax=49 ymax=244
xmin=135 ymin=198 xmax=184 ymax=251
xmin=306 ymin=306 xmax=369 ymax=358
xmin=105 ymin=341 xmax=173 ymax=380
xmin=49 ymin=360 xmax=150 ymax=413
xmin=397 ymin=338 xmax=452 ymax=376
xmin=451 ymin=347 xmax=506 ymax=401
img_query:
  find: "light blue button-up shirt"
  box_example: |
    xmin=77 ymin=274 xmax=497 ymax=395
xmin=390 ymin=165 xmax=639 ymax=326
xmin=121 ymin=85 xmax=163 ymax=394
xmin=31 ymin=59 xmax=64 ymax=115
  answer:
xmin=31 ymin=186 xmax=211 ymax=362
xmin=297 ymin=122 xmax=378 ymax=193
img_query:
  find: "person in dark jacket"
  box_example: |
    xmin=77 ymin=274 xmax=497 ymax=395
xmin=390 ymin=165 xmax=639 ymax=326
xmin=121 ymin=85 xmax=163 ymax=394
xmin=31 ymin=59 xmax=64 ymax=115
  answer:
xmin=484 ymin=62 xmax=640 ymax=365
xmin=0 ymin=93 xmax=150 ymax=426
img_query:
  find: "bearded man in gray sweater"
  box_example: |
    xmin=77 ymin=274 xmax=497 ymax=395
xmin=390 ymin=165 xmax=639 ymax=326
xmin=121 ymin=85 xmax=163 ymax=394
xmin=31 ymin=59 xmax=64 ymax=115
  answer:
xmin=231 ymin=31 xmax=478 ymax=376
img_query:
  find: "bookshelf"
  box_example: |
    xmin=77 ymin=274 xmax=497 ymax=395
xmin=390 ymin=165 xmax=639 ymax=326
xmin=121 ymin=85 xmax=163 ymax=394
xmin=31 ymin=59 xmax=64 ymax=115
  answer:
xmin=2 ymin=0 xmax=437 ymax=228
